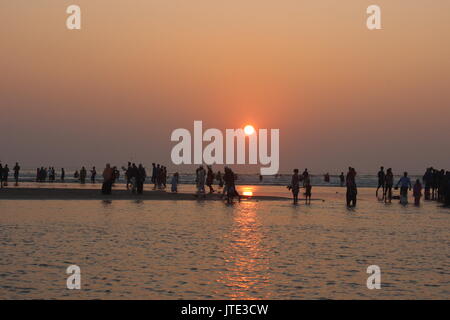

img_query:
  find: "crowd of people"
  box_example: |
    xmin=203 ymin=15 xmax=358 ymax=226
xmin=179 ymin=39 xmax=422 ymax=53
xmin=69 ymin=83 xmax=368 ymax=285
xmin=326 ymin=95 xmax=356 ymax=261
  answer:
xmin=2 ymin=160 xmax=450 ymax=207
xmin=286 ymin=166 xmax=450 ymax=207
xmin=373 ymin=166 xmax=450 ymax=206
xmin=288 ymin=168 xmax=312 ymax=205
xmin=0 ymin=162 xmax=20 ymax=187
xmin=193 ymin=165 xmax=241 ymax=203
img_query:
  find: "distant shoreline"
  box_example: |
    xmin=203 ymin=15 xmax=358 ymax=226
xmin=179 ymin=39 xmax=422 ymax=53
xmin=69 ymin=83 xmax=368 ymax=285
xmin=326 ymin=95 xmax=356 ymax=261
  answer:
xmin=0 ymin=187 xmax=292 ymax=201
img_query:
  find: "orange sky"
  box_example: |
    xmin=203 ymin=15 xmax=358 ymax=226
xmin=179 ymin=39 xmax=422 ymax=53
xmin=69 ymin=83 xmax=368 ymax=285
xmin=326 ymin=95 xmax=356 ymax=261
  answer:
xmin=1 ymin=1 xmax=449 ymax=173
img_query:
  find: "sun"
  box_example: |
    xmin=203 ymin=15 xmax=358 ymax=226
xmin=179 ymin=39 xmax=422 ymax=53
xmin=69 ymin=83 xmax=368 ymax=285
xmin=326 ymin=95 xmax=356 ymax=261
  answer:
xmin=244 ymin=125 xmax=255 ymax=135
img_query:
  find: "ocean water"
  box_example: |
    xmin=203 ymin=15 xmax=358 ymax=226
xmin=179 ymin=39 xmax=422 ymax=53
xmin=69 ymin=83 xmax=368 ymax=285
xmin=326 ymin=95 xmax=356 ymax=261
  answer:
xmin=0 ymin=186 xmax=449 ymax=299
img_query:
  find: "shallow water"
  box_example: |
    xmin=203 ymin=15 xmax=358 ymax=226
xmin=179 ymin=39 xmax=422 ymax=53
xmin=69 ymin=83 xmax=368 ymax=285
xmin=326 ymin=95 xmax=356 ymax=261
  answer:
xmin=0 ymin=186 xmax=449 ymax=299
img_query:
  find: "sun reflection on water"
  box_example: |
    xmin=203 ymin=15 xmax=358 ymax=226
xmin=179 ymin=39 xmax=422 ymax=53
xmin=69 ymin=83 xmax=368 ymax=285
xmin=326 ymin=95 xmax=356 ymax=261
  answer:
xmin=217 ymin=201 xmax=271 ymax=299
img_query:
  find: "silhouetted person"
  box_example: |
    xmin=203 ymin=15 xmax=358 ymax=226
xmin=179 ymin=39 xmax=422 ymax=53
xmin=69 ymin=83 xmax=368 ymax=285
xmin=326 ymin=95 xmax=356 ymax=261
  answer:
xmin=423 ymin=167 xmax=432 ymax=200
xmin=171 ymin=172 xmax=179 ymax=193
xmin=324 ymin=173 xmax=330 ymax=183
xmin=125 ymin=162 xmax=132 ymax=189
xmin=223 ymin=167 xmax=239 ymax=204
xmin=113 ymin=166 xmax=120 ymax=184
xmin=304 ymin=173 xmax=312 ymax=204
xmin=61 ymin=168 xmax=65 ymax=182
xmin=91 ymin=166 xmax=97 ymax=183
xmin=153 ymin=164 xmax=160 ymax=190
xmin=206 ymin=166 xmax=215 ymax=193
xmin=444 ymin=171 xmax=450 ymax=206
xmin=384 ymin=168 xmax=394 ymax=203
xmin=290 ymin=169 xmax=300 ymax=204
xmin=53 ymin=167 xmax=56 ymax=181
xmin=151 ymin=163 xmax=157 ymax=184
xmin=438 ymin=169 xmax=445 ymax=202
xmin=127 ymin=163 xmax=137 ymax=193
xmin=396 ymin=172 xmax=412 ymax=204
xmin=346 ymin=167 xmax=357 ymax=207
xmin=102 ymin=164 xmax=114 ymax=194
xmin=136 ymin=164 xmax=146 ymax=194
xmin=162 ymin=166 xmax=167 ymax=188
xmin=80 ymin=167 xmax=87 ymax=184
xmin=302 ymin=168 xmax=309 ymax=179
xmin=13 ymin=162 xmax=20 ymax=185
xmin=376 ymin=166 xmax=385 ymax=198
xmin=431 ymin=168 xmax=438 ymax=200
xmin=196 ymin=165 xmax=206 ymax=195
xmin=2 ymin=164 xmax=9 ymax=186
xmin=413 ymin=179 xmax=422 ymax=206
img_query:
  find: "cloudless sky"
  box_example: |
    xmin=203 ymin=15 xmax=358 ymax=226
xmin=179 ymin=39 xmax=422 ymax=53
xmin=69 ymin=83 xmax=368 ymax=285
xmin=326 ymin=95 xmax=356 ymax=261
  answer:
xmin=1 ymin=0 xmax=449 ymax=173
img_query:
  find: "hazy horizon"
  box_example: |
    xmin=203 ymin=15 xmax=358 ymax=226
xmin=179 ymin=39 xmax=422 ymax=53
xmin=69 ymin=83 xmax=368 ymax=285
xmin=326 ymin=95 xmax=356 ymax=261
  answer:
xmin=1 ymin=1 xmax=449 ymax=174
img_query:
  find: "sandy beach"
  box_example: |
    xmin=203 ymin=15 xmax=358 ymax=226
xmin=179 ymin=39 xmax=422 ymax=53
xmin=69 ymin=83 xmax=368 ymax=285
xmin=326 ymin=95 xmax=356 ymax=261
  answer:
xmin=0 ymin=187 xmax=291 ymax=201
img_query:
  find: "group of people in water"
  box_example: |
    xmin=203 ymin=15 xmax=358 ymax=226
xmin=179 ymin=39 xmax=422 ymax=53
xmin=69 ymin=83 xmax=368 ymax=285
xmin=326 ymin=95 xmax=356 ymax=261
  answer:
xmin=288 ymin=168 xmax=312 ymax=205
xmin=99 ymin=163 xmax=241 ymax=203
xmin=286 ymin=166 xmax=450 ymax=207
xmin=288 ymin=166 xmax=450 ymax=207
xmin=2 ymin=160 xmax=450 ymax=207
xmin=192 ymin=165 xmax=241 ymax=204
xmin=374 ymin=166 xmax=450 ymax=206
xmin=0 ymin=162 xmax=20 ymax=187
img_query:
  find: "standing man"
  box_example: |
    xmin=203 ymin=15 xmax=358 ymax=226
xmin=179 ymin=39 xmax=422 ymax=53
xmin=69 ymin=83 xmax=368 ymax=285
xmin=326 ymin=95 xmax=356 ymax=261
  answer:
xmin=2 ymin=164 xmax=9 ymax=186
xmin=346 ymin=167 xmax=357 ymax=207
xmin=90 ymin=166 xmax=97 ymax=183
xmin=102 ymin=164 xmax=114 ymax=195
xmin=376 ymin=166 xmax=385 ymax=198
xmin=396 ymin=172 xmax=412 ymax=204
xmin=13 ymin=162 xmax=20 ymax=185
xmin=151 ymin=163 xmax=156 ymax=184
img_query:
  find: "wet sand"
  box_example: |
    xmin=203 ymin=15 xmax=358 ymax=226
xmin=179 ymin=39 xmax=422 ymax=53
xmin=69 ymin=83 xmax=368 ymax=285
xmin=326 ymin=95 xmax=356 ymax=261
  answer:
xmin=0 ymin=187 xmax=292 ymax=201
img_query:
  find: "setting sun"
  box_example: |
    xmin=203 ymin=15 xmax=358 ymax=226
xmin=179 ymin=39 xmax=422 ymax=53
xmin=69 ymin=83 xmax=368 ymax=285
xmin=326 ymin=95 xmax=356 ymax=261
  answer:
xmin=244 ymin=125 xmax=255 ymax=135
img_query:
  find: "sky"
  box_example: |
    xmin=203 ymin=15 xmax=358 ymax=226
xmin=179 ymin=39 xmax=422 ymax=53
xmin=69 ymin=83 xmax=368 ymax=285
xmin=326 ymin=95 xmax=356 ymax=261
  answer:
xmin=1 ymin=0 xmax=449 ymax=174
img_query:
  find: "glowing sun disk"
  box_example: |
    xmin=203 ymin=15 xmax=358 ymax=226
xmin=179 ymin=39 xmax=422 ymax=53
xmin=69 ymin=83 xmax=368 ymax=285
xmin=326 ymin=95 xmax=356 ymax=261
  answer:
xmin=244 ymin=125 xmax=255 ymax=135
